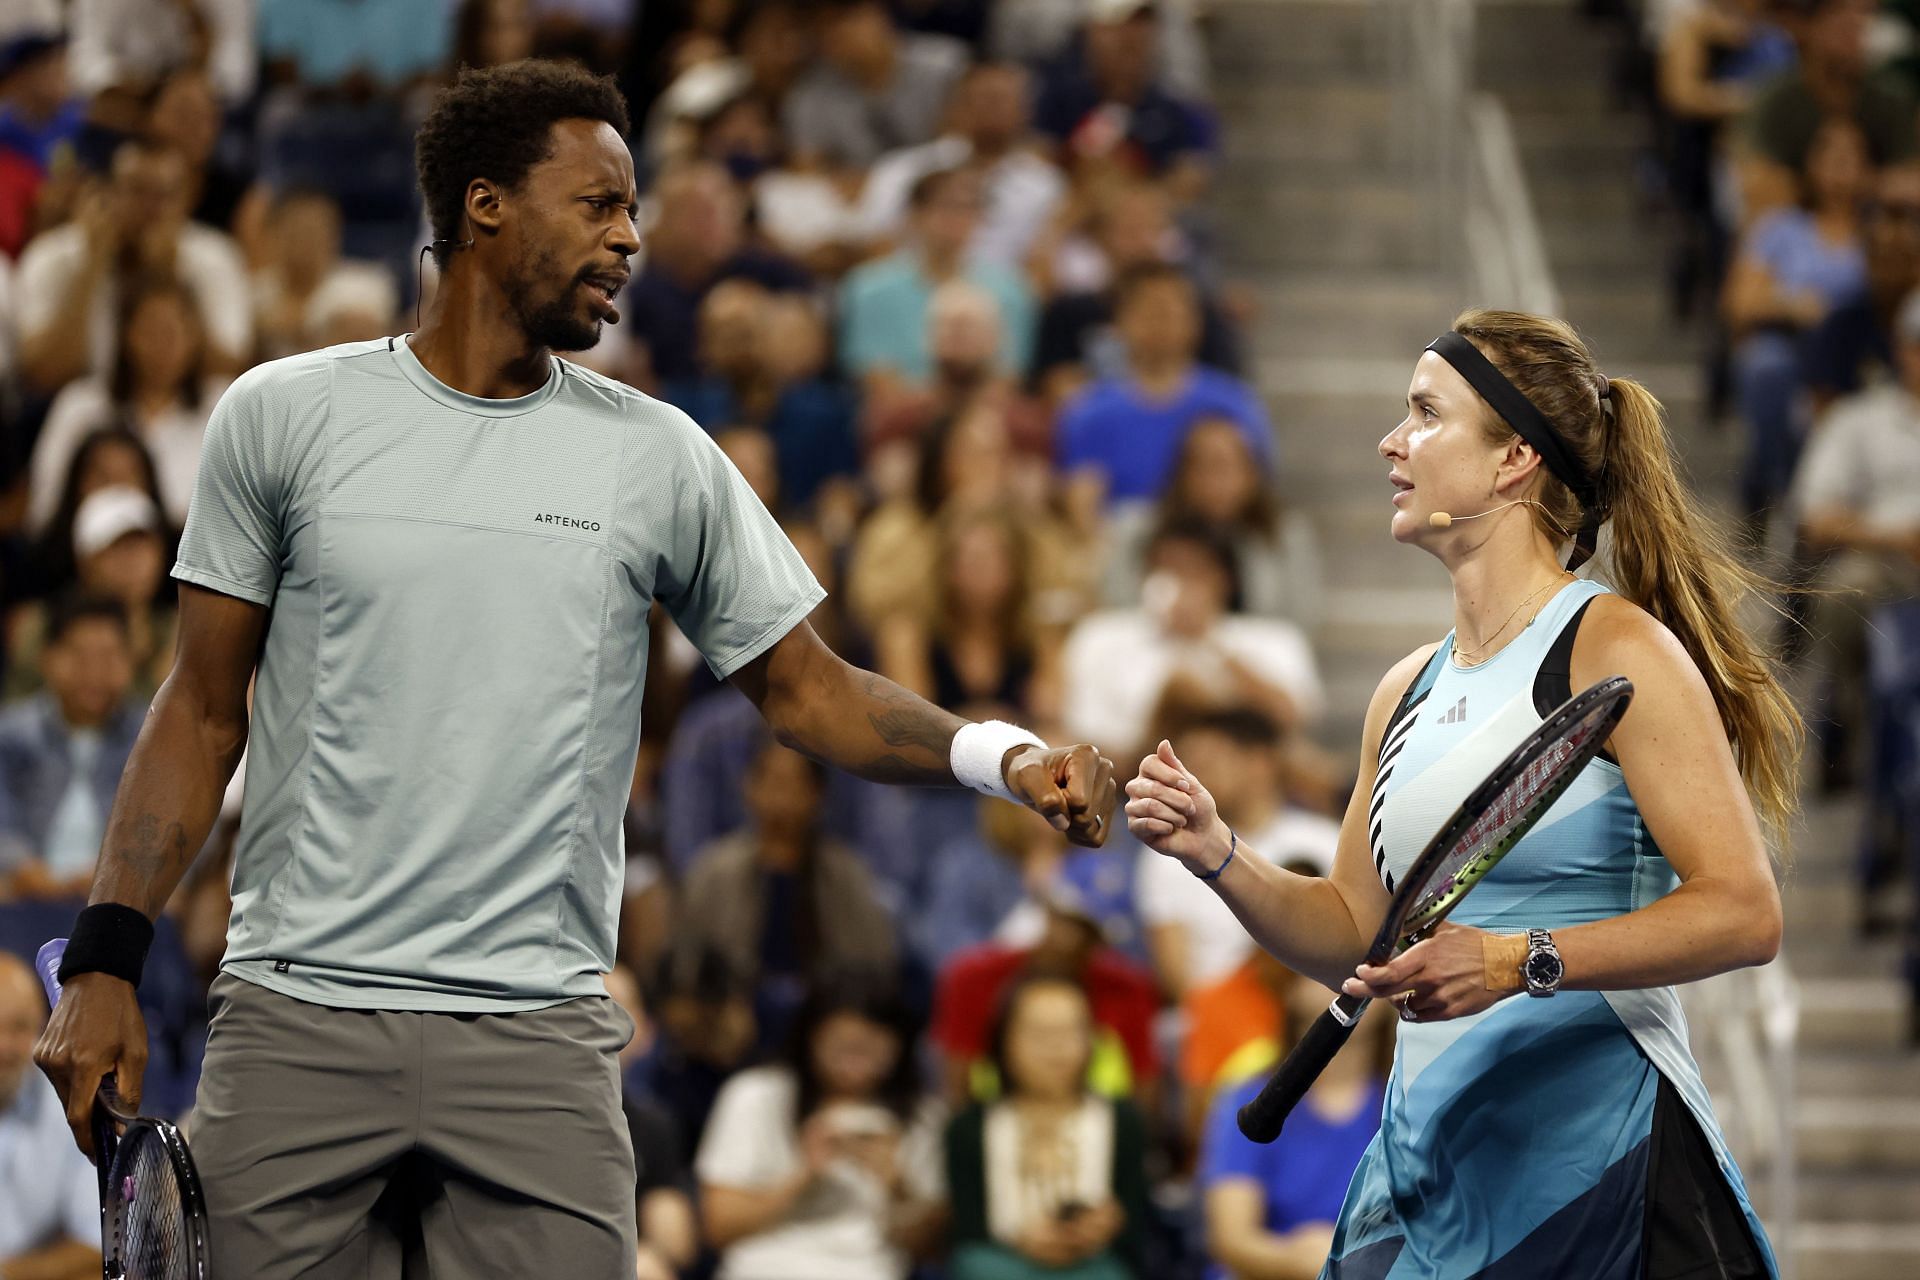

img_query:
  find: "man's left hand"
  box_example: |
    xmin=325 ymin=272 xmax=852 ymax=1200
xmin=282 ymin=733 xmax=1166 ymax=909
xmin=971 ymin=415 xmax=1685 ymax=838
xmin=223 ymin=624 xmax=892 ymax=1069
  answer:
xmin=1004 ymin=744 xmax=1117 ymax=848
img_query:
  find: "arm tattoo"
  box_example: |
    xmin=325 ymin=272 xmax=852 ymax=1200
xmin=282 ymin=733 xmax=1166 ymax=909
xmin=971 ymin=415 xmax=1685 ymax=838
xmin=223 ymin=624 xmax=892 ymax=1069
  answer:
xmin=821 ymin=669 xmax=964 ymax=785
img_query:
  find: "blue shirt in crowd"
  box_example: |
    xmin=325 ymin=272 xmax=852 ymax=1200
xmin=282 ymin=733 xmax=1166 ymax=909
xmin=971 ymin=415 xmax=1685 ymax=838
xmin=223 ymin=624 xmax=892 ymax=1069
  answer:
xmin=1198 ymin=1073 xmax=1384 ymax=1279
xmin=0 ymin=99 xmax=85 ymax=173
xmin=0 ymin=694 xmax=144 ymax=875
xmin=837 ymin=250 xmax=1037 ymax=382
xmin=661 ymin=377 xmax=860 ymax=511
xmin=1055 ymin=368 xmax=1272 ymax=502
xmin=0 ymin=1071 xmax=99 ymax=1260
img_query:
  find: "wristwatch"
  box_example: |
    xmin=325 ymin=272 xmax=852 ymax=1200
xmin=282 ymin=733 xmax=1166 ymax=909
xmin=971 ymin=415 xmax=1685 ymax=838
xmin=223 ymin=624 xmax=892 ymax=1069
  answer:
xmin=1522 ymin=928 xmax=1563 ymax=998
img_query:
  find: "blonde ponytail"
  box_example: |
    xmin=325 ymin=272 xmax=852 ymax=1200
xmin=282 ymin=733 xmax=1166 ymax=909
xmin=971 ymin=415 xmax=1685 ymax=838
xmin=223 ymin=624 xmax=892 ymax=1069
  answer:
xmin=1449 ymin=310 xmax=1804 ymax=850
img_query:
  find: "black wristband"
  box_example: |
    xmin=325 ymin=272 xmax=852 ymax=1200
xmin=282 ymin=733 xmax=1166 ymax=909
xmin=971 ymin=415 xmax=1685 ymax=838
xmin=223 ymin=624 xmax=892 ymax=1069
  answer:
xmin=57 ymin=903 xmax=155 ymax=989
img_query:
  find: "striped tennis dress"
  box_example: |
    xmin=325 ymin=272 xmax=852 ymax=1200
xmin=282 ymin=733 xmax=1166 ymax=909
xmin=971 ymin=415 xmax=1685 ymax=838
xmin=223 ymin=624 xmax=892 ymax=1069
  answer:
xmin=1323 ymin=579 xmax=1777 ymax=1279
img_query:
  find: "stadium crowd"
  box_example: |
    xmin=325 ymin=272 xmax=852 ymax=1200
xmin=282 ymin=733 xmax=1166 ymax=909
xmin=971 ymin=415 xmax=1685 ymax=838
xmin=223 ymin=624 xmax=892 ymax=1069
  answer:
xmin=0 ymin=2 xmax=1383 ymax=1278
xmin=1627 ymin=0 xmax=1918 ymax=1015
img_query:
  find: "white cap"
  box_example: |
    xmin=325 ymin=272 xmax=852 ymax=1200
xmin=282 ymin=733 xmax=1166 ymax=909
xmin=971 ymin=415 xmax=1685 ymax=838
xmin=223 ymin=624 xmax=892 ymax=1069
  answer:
xmin=660 ymin=57 xmax=750 ymax=123
xmin=1085 ymin=0 xmax=1155 ymax=23
xmin=73 ymin=486 xmax=161 ymax=559
xmin=304 ymin=262 xmax=400 ymax=337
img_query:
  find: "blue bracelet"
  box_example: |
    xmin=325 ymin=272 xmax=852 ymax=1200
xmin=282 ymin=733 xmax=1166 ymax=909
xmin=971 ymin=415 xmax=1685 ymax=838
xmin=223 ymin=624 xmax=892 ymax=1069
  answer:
xmin=1195 ymin=828 xmax=1237 ymax=882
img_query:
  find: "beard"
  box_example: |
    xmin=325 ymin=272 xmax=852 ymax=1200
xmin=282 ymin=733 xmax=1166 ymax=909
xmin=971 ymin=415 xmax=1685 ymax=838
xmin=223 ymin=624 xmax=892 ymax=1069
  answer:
xmin=505 ymin=248 xmax=603 ymax=353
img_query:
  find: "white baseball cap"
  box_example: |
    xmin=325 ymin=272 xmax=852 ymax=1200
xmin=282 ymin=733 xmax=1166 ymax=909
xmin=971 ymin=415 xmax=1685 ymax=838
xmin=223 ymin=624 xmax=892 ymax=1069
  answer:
xmin=73 ymin=486 xmax=162 ymax=560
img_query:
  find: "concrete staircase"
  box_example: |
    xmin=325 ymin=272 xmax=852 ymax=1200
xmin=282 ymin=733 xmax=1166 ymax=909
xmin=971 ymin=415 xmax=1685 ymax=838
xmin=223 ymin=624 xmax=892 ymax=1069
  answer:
xmin=1207 ymin=1 xmax=1920 ymax=1274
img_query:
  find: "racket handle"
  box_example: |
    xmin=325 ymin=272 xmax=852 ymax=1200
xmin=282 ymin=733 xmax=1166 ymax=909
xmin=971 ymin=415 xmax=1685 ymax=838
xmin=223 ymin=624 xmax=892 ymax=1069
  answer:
xmin=35 ymin=938 xmax=66 ymax=1007
xmin=1236 ymin=996 xmax=1366 ymax=1143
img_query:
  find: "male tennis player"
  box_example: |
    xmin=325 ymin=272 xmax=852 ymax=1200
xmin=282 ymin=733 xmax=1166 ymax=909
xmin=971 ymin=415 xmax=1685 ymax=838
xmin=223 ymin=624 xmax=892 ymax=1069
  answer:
xmin=33 ymin=61 xmax=1115 ymax=1279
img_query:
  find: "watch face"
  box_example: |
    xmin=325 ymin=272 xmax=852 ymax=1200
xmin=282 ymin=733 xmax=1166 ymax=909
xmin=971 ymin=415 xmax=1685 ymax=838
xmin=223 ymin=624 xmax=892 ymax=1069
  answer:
xmin=1526 ymin=951 xmax=1564 ymax=987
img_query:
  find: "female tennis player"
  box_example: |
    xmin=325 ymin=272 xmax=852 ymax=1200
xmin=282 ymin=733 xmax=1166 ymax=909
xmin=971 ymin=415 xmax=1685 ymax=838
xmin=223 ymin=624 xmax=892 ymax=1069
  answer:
xmin=1127 ymin=309 xmax=1800 ymax=1278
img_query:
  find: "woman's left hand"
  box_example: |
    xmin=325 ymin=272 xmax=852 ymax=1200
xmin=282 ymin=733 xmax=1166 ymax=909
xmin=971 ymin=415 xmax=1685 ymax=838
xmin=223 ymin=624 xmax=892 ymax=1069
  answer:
xmin=1340 ymin=921 xmax=1516 ymax=1022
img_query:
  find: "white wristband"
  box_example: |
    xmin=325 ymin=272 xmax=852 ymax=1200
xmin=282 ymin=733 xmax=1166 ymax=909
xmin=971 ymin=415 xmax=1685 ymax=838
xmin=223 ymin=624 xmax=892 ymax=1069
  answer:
xmin=950 ymin=719 xmax=1048 ymax=802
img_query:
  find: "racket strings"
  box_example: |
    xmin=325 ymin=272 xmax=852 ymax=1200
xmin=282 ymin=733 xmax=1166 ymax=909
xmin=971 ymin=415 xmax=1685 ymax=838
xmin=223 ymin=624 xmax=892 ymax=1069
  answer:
xmin=111 ymin=1129 xmax=193 ymax=1279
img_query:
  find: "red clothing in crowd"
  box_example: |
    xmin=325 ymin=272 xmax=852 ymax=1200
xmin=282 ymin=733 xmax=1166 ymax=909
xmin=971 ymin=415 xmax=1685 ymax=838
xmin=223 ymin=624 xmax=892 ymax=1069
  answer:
xmin=930 ymin=941 xmax=1162 ymax=1083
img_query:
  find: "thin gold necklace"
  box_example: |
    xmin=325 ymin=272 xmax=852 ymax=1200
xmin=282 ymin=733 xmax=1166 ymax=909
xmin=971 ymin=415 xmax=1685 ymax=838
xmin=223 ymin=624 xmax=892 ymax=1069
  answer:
xmin=1453 ymin=572 xmax=1572 ymax=668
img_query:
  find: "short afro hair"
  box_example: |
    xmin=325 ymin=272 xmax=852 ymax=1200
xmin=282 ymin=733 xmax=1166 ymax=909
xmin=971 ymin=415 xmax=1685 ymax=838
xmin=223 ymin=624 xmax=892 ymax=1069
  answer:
xmin=415 ymin=59 xmax=631 ymax=267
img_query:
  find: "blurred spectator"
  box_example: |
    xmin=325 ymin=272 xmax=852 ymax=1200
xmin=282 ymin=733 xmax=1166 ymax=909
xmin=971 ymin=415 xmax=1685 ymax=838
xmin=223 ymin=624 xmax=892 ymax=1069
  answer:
xmin=1055 ymin=264 xmax=1267 ymax=504
xmin=0 ymin=249 xmax=13 ymax=389
xmin=1031 ymin=181 xmax=1242 ymax=408
xmin=257 ymin=0 xmax=453 ymax=98
xmin=0 ymin=31 xmax=82 ymax=258
xmin=664 ymin=280 xmax=859 ymax=511
xmin=839 ymin=166 xmax=1037 ymax=388
xmin=454 ymin=0 xmax=538 ymax=70
xmin=67 ymin=0 xmax=256 ymax=107
xmin=1102 ymin=415 xmax=1318 ymax=625
xmin=9 ymin=486 xmax=175 ymax=702
xmin=248 ymin=188 xmax=399 ymax=360
xmin=680 ymin=736 xmax=898 ymax=1034
xmin=622 ymin=160 xmax=810 ymax=386
xmin=1135 ymin=709 xmax=1336 ymax=1000
xmin=145 ymin=67 xmax=253 ymax=233
xmin=944 ymin=973 xmax=1150 ymax=1280
xmin=0 ymin=594 xmax=142 ymax=901
xmin=1199 ymin=972 xmax=1388 ymax=1280
xmin=874 ymin=503 xmax=1061 ymax=724
xmin=15 ymin=138 xmax=251 ymax=395
xmin=1739 ymin=0 xmax=1912 ymax=210
xmin=528 ymin=0 xmax=634 ymax=74
xmin=29 ymin=273 xmax=220 ymax=534
xmin=1034 ymin=0 xmax=1217 ymax=196
xmin=1179 ymin=942 xmax=1290 ymax=1140
xmin=1724 ymin=115 xmax=1870 ymax=522
xmin=783 ymin=0 xmax=968 ymax=173
xmin=17 ymin=427 xmax=166 ymax=609
xmin=856 ymin=62 xmax=1067 ymax=270
xmin=1805 ymin=161 xmax=1920 ymax=401
xmin=634 ymin=941 xmax=761 ymax=1151
xmin=988 ymin=0 xmax=1212 ymax=102
xmin=604 ymin=964 xmax=701 ymax=1280
xmin=1795 ymin=286 xmax=1920 ymax=781
xmin=696 ymin=969 xmax=945 ymax=1280
xmin=0 ymin=950 xmax=100 ymax=1277
xmin=301 ymin=267 xmax=401 ymax=350
xmin=931 ymin=883 xmax=1160 ymax=1104
xmin=1061 ymin=517 xmax=1322 ymax=758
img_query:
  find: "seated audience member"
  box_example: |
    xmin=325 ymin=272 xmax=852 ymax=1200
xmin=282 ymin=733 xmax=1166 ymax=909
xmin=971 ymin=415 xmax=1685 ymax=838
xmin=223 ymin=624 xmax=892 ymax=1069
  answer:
xmin=1725 ymin=115 xmax=1871 ymax=524
xmin=1034 ymin=0 xmax=1217 ymax=194
xmin=146 ymin=68 xmax=254 ymax=234
xmin=782 ymin=0 xmax=968 ymax=173
xmin=1055 ymin=265 xmax=1268 ymax=504
xmin=875 ymin=503 xmax=1061 ymax=724
xmin=635 ymin=941 xmax=761 ymax=1149
xmin=299 ymin=265 xmax=401 ymax=350
xmin=0 ymin=950 xmax=101 ymax=1279
xmin=30 ymin=273 xmax=220 ymax=535
xmin=621 ymin=160 xmax=811 ymax=386
xmin=932 ymin=883 xmax=1159 ymax=1104
xmin=256 ymin=0 xmax=452 ymax=98
xmin=856 ymin=61 xmax=1066 ymax=270
xmin=1200 ymin=972 xmax=1389 ymax=1280
xmin=66 ymin=0 xmax=254 ymax=107
xmin=1031 ymin=181 xmax=1242 ymax=410
xmin=1136 ymin=709 xmax=1336 ymax=1000
xmin=249 ymin=188 xmax=399 ymax=360
xmin=1805 ymin=161 xmax=1920 ymax=402
xmin=0 ymin=594 xmax=144 ymax=901
xmin=681 ymin=735 xmax=898 ymax=1036
xmin=18 ymin=427 xmax=166 ymax=608
xmin=10 ymin=486 xmax=176 ymax=702
xmin=1180 ymin=941 xmax=1292 ymax=1136
xmin=1796 ymin=287 xmax=1920 ymax=777
xmin=1103 ymin=415 xmax=1317 ymax=625
xmin=1739 ymin=0 xmax=1913 ymax=212
xmin=1062 ymin=517 xmax=1322 ymax=758
xmin=453 ymin=0 xmax=538 ymax=70
xmin=697 ymin=969 xmax=945 ymax=1280
xmin=605 ymin=964 xmax=701 ymax=1280
xmin=862 ymin=280 xmax=1050 ymax=460
xmin=15 ymin=138 xmax=252 ymax=395
xmin=945 ymin=973 xmax=1150 ymax=1280
xmin=0 ymin=31 xmax=84 ymax=259
xmin=663 ymin=280 xmax=859 ymax=512
xmin=839 ymin=166 xmax=1037 ymax=389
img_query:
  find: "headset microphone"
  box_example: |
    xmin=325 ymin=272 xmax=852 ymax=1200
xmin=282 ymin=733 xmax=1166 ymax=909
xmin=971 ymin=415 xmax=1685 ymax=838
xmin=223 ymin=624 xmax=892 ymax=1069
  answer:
xmin=1427 ymin=500 xmax=1569 ymax=535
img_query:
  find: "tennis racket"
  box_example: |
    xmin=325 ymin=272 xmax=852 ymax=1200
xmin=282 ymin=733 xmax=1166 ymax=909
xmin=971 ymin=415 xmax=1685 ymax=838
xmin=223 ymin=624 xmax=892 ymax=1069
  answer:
xmin=1236 ymin=675 xmax=1634 ymax=1144
xmin=35 ymin=939 xmax=212 ymax=1280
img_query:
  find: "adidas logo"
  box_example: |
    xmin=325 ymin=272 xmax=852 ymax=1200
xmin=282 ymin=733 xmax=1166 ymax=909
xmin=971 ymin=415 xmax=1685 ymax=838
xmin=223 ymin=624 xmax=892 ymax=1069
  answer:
xmin=1437 ymin=696 xmax=1468 ymax=725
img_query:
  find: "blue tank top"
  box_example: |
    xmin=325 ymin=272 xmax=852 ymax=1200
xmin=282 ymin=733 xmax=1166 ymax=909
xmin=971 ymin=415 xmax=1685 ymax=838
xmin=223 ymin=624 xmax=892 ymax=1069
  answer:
xmin=1324 ymin=579 xmax=1778 ymax=1279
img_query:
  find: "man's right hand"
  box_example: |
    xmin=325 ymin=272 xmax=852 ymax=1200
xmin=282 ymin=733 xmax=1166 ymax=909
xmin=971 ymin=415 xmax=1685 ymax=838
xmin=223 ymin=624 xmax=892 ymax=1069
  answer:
xmin=32 ymin=971 xmax=148 ymax=1161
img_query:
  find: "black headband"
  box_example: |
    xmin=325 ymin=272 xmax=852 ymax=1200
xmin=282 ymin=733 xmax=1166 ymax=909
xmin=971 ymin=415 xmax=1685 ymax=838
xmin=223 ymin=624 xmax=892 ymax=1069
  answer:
xmin=1426 ymin=332 xmax=1606 ymax=569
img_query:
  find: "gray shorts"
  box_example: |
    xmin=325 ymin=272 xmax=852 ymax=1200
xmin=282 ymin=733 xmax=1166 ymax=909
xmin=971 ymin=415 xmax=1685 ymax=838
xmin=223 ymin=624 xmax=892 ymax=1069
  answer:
xmin=188 ymin=972 xmax=638 ymax=1280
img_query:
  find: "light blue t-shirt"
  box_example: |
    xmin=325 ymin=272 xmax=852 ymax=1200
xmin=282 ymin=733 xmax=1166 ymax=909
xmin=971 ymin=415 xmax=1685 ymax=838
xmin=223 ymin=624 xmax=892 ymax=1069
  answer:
xmin=174 ymin=337 xmax=825 ymax=1011
xmin=837 ymin=250 xmax=1036 ymax=381
xmin=0 ymin=1072 xmax=98 ymax=1257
